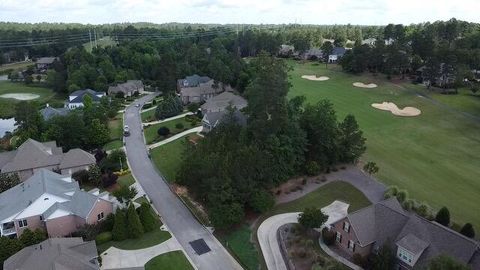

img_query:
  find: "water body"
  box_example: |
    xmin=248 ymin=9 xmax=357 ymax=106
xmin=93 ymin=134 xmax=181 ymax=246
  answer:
xmin=0 ymin=118 xmax=15 ymax=137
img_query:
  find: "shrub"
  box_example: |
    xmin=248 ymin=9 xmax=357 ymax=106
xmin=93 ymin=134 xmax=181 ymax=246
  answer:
xmin=321 ymin=227 xmax=335 ymax=246
xmin=396 ymin=190 xmax=408 ymax=203
xmin=175 ymin=123 xmax=184 ymax=129
xmin=143 ymin=103 xmax=152 ymax=109
xmin=152 ymin=99 xmax=157 ymax=105
xmin=127 ymin=203 xmax=144 ymax=239
xmin=155 ymin=95 xmax=183 ymax=119
xmin=296 ymin=247 xmax=307 ymax=258
xmin=414 ymin=202 xmax=430 ymax=218
xmin=305 ymin=161 xmax=320 ymax=176
xmin=250 ymin=189 xmax=275 ymax=213
xmin=363 ymin=161 xmax=379 ymax=175
xmin=402 ymin=199 xmax=415 ymax=210
xmin=112 ymin=210 xmax=128 ymax=241
xmin=102 ymin=172 xmax=119 ymax=188
xmin=435 ymin=207 xmax=450 ymax=226
xmin=187 ymin=103 xmax=200 ymax=113
xmin=353 ymin=253 xmax=368 ymax=268
xmin=157 ymin=126 xmax=170 ymax=136
xmin=138 ymin=203 xmax=157 ymax=232
xmin=384 ymin=186 xmax=398 ymax=199
xmin=460 ymin=223 xmax=475 ymax=238
xmin=299 ymin=207 xmax=328 ymax=229
xmin=115 ymin=92 xmax=125 ymax=99
xmin=95 ymin=232 xmax=113 ymax=245
xmin=302 ymin=178 xmax=307 ymax=185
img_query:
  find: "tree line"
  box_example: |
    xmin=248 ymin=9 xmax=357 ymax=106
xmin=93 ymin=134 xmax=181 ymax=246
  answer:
xmin=177 ymin=53 xmax=366 ymax=228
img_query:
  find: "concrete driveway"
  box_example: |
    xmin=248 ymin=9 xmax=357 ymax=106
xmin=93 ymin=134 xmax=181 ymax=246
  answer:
xmin=123 ymin=94 xmax=243 ymax=270
xmin=258 ymin=200 xmax=349 ymax=270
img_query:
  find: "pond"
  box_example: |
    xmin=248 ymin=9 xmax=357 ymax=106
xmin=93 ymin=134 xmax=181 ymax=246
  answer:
xmin=0 ymin=118 xmax=15 ymax=137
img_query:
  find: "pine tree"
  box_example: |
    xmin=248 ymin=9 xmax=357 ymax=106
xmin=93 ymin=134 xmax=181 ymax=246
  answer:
xmin=127 ymin=203 xmax=144 ymax=238
xmin=435 ymin=207 xmax=450 ymax=226
xmin=112 ymin=210 xmax=128 ymax=241
xmin=460 ymin=223 xmax=475 ymax=238
xmin=138 ymin=203 xmax=157 ymax=232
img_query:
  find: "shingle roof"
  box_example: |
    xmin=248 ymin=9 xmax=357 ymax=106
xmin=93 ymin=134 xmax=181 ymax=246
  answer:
xmin=331 ymin=47 xmax=347 ymax=56
xmin=178 ymin=74 xmax=211 ymax=88
xmin=40 ymin=106 xmax=69 ymax=120
xmin=181 ymin=80 xmax=232 ymax=98
xmin=59 ymin=149 xmax=96 ymax=170
xmin=108 ymin=80 xmax=144 ymax=95
xmin=343 ymin=198 xmax=480 ymax=268
xmin=36 ymin=57 xmax=58 ymax=65
xmin=202 ymin=109 xmax=247 ymax=129
xmin=200 ymin=91 xmax=248 ymax=112
xmin=1 ymin=139 xmax=63 ymax=173
xmin=3 ymin=238 xmax=99 ymax=270
xmin=69 ymin=89 xmax=105 ymax=103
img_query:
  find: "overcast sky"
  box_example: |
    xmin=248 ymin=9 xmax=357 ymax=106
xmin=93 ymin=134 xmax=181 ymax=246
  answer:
xmin=1 ymin=0 xmax=479 ymax=25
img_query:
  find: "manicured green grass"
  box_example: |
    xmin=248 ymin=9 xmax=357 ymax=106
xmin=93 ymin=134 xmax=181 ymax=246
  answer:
xmin=135 ymin=196 xmax=149 ymax=204
xmin=97 ymin=226 xmax=171 ymax=253
xmin=104 ymin=113 xmax=123 ymax=150
xmin=270 ymin=181 xmax=371 ymax=216
xmin=117 ymin=173 xmax=135 ymax=187
xmin=144 ymin=117 xmax=197 ymax=145
xmin=218 ymin=225 xmax=259 ymax=270
xmin=415 ymin=87 xmax=480 ymax=118
xmin=150 ymin=135 xmax=191 ymax=182
xmin=0 ymin=81 xmax=63 ymax=118
xmin=141 ymin=108 xmax=157 ymax=122
xmin=288 ymin=61 xmax=480 ymax=228
xmin=145 ymin=251 xmax=193 ymax=270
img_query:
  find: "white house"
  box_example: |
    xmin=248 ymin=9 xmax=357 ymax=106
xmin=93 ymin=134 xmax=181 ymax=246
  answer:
xmin=67 ymin=89 xmax=106 ymax=109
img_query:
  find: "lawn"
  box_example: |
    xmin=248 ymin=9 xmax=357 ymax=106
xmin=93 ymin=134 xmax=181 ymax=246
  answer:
xmin=97 ymin=219 xmax=170 ymax=253
xmin=0 ymin=81 xmax=64 ymax=118
xmin=288 ymin=61 xmax=480 ymax=229
xmin=117 ymin=173 xmax=135 ymax=187
xmin=0 ymin=61 xmax=34 ymax=74
xmin=141 ymin=108 xmax=157 ymax=122
xmin=104 ymin=113 xmax=123 ymax=151
xmin=217 ymin=225 xmax=259 ymax=270
xmin=145 ymin=251 xmax=193 ymax=270
xmin=144 ymin=117 xmax=198 ymax=145
xmin=150 ymin=135 xmax=193 ymax=182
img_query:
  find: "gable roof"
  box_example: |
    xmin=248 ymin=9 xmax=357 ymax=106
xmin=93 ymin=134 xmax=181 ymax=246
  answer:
xmin=202 ymin=109 xmax=247 ymax=129
xmin=331 ymin=47 xmax=347 ymax=56
xmin=178 ymin=74 xmax=211 ymax=88
xmin=36 ymin=57 xmax=58 ymax=65
xmin=40 ymin=105 xmax=69 ymax=120
xmin=108 ymin=80 xmax=144 ymax=95
xmin=180 ymin=80 xmax=232 ymax=98
xmin=69 ymin=89 xmax=105 ymax=103
xmin=59 ymin=149 xmax=96 ymax=170
xmin=341 ymin=198 xmax=480 ymax=268
xmin=1 ymin=139 xmax=63 ymax=173
xmin=200 ymin=91 xmax=248 ymax=112
xmin=4 ymin=238 xmax=99 ymax=270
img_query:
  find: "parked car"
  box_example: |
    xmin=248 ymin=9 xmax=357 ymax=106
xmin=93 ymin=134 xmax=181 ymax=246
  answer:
xmin=123 ymin=125 xmax=130 ymax=136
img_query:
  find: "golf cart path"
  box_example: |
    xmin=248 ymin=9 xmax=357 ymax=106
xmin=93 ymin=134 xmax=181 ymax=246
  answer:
xmin=257 ymin=201 xmax=349 ymax=270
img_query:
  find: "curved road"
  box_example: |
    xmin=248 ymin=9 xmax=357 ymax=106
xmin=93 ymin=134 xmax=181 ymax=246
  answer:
xmin=124 ymin=93 xmax=243 ymax=270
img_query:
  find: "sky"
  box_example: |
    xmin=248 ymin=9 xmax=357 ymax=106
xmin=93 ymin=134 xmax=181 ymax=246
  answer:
xmin=1 ymin=0 xmax=479 ymax=25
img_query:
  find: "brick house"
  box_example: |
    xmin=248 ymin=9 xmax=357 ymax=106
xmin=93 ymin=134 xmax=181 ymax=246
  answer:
xmin=177 ymin=74 xmax=233 ymax=104
xmin=0 ymin=169 xmax=117 ymax=238
xmin=329 ymin=198 xmax=480 ymax=269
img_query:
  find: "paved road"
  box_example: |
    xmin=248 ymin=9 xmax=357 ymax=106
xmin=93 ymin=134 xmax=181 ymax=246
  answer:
xmin=123 ymin=94 xmax=243 ymax=270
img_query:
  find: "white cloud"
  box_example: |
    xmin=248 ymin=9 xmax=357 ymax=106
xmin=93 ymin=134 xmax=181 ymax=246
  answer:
xmin=0 ymin=0 xmax=479 ymax=25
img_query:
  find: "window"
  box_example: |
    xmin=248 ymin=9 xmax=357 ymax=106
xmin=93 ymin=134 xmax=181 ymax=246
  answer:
xmin=335 ymin=232 xmax=342 ymax=243
xmin=39 ymin=215 xmax=43 ymax=221
xmin=348 ymin=240 xmax=355 ymax=252
xmin=343 ymin=222 xmax=350 ymax=233
xmin=97 ymin=212 xmax=104 ymax=221
xmin=18 ymin=219 xmax=28 ymax=228
xmin=397 ymin=247 xmax=414 ymax=265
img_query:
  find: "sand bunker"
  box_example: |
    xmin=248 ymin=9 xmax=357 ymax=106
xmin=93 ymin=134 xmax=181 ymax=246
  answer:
xmin=371 ymin=102 xmax=421 ymax=117
xmin=353 ymin=82 xmax=378 ymax=88
xmin=0 ymin=93 xmax=40 ymax=100
xmin=301 ymin=75 xmax=330 ymax=81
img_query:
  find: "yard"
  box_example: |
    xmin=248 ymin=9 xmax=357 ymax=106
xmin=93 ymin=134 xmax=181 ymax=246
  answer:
xmin=0 ymin=81 xmax=64 ymax=118
xmin=0 ymin=61 xmax=34 ymax=74
xmin=144 ymin=116 xmax=199 ymax=145
xmin=150 ymin=134 xmax=200 ymax=182
xmin=288 ymin=61 xmax=480 ymax=229
xmin=104 ymin=113 xmax=123 ymax=151
xmin=217 ymin=225 xmax=259 ymax=270
xmin=145 ymin=251 xmax=193 ymax=270
xmin=141 ymin=108 xmax=157 ymax=122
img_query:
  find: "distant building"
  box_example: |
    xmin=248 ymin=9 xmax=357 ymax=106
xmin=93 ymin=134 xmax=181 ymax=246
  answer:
xmin=67 ymin=89 xmax=106 ymax=109
xmin=0 ymin=138 xmax=96 ymax=181
xmin=200 ymin=91 xmax=248 ymax=114
xmin=278 ymin=44 xmax=295 ymax=56
xmin=40 ymin=104 xmax=69 ymax=120
xmin=177 ymin=74 xmax=232 ymax=104
xmin=35 ymin=57 xmax=58 ymax=71
xmin=361 ymin=38 xmax=377 ymax=46
xmin=328 ymin=47 xmax=347 ymax=63
xmin=108 ymin=80 xmax=145 ymax=97
xmin=0 ymin=169 xmax=117 ymax=238
xmin=302 ymin=48 xmax=323 ymax=60
xmin=329 ymin=198 xmax=480 ymax=270
xmin=4 ymin=237 xmax=99 ymax=270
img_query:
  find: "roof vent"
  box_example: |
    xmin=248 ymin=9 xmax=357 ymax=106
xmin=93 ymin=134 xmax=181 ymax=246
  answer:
xmin=44 ymin=197 xmax=49 ymax=201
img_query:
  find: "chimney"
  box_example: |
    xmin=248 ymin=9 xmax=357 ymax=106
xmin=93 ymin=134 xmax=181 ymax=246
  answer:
xmin=46 ymin=103 xmax=49 ymax=107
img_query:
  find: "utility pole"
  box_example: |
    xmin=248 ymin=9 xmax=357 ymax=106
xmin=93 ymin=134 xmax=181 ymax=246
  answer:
xmin=94 ymin=28 xmax=98 ymax=48
xmin=88 ymin=29 xmax=92 ymax=50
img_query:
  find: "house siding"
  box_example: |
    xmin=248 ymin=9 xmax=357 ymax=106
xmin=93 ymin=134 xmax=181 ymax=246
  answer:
xmin=45 ymin=215 xmax=84 ymax=237
xmin=86 ymin=199 xmax=113 ymax=224
xmin=332 ymin=217 xmax=372 ymax=257
xmin=14 ymin=215 xmax=45 ymax=236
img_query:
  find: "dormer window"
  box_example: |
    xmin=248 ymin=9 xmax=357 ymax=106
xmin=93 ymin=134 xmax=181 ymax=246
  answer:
xmin=343 ymin=221 xmax=350 ymax=233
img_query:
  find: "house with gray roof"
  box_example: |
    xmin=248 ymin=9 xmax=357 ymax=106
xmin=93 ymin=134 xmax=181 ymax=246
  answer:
xmin=0 ymin=169 xmax=116 ymax=238
xmin=329 ymin=198 xmax=480 ymax=269
xmin=328 ymin=47 xmax=348 ymax=63
xmin=4 ymin=237 xmax=99 ymax=270
xmin=202 ymin=109 xmax=246 ymax=133
xmin=177 ymin=74 xmax=232 ymax=104
xmin=0 ymin=138 xmax=96 ymax=181
xmin=67 ymin=89 xmax=106 ymax=109
xmin=200 ymin=91 xmax=248 ymax=114
xmin=35 ymin=57 xmax=58 ymax=71
xmin=108 ymin=80 xmax=145 ymax=97
xmin=40 ymin=104 xmax=69 ymax=120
